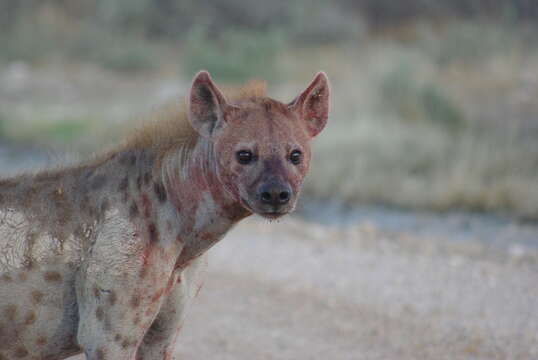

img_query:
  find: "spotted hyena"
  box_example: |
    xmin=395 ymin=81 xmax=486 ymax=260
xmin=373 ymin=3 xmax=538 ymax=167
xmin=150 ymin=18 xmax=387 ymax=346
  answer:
xmin=0 ymin=71 xmax=329 ymax=359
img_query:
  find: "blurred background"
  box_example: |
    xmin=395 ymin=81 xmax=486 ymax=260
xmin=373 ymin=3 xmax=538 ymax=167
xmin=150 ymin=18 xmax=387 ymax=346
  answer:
xmin=1 ymin=1 xmax=538 ymax=359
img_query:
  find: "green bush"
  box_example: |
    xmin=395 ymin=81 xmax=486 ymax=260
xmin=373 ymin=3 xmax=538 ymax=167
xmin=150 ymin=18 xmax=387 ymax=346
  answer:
xmin=181 ymin=27 xmax=286 ymax=83
xmin=380 ymin=62 xmax=465 ymax=130
xmin=417 ymin=22 xmax=525 ymax=66
xmin=421 ymin=84 xmax=465 ymax=130
xmin=94 ymin=39 xmax=158 ymax=73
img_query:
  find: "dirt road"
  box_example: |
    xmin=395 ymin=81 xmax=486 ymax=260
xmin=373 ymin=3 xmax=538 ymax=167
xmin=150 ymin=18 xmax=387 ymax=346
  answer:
xmin=147 ymin=218 xmax=538 ymax=359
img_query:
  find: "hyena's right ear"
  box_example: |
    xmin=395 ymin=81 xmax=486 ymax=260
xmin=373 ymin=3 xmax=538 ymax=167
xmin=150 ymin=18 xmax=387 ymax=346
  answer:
xmin=188 ymin=71 xmax=231 ymax=138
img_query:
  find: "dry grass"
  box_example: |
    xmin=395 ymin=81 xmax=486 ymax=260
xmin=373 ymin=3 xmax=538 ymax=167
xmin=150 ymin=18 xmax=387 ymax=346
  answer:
xmin=1 ymin=20 xmax=537 ymax=219
xmin=294 ymin=23 xmax=538 ymax=219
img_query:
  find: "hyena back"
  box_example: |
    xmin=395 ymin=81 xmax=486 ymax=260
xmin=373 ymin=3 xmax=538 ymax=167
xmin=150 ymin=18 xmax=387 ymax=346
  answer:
xmin=0 ymin=71 xmax=329 ymax=359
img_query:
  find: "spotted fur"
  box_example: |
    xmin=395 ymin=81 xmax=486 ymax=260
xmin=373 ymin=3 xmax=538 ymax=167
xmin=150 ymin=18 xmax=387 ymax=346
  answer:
xmin=0 ymin=71 xmax=329 ymax=359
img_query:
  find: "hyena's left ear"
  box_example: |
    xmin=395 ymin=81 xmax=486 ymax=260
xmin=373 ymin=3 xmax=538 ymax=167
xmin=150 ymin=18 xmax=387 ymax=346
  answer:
xmin=288 ymin=72 xmax=330 ymax=138
xmin=188 ymin=71 xmax=231 ymax=138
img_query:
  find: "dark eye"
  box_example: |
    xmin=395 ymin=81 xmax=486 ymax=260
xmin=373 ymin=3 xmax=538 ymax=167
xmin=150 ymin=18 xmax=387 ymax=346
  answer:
xmin=236 ymin=150 xmax=254 ymax=165
xmin=289 ymin=150 xmax=302 ymax=165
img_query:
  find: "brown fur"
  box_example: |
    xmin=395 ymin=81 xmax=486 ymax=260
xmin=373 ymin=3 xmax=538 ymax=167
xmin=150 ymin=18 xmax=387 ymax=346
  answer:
xmin=0 ymin=72 xmax=329 ymax=360
xmin=120 ymin=79 xmax=268 ymax=155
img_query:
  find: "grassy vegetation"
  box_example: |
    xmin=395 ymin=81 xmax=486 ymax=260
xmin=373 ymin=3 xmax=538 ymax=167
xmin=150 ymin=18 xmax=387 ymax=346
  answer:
xmin=1 ymin=2 xmax=537 ymax=219
xmin=182 ymin=27 xmax=286 ymax=83
xmin=297 ymin=21 xmax=538 ymax=219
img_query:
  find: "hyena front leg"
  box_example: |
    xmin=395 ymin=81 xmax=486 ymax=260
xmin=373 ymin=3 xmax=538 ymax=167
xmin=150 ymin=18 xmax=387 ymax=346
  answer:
xmin=75 ymin=224 xmax=181 ymax=359
xmin=76 ymin=267 xmax=174 ymax=360
xmin=136 ymin=255 xmax=208 ymax=360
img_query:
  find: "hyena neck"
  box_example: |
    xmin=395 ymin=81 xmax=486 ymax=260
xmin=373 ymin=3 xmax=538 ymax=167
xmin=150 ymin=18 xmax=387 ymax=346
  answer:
xmin=160 ymin=139 xmax=251 ymax=265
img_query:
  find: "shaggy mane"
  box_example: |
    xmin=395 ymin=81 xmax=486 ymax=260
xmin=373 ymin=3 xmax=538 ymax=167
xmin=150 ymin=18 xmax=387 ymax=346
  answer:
xmin=119 ymin=79 xmax=268 ymax=153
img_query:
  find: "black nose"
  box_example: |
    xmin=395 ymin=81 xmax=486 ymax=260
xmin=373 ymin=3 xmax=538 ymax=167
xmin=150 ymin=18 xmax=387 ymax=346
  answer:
xmin=258 ymin=183 xmax=291 ymax=206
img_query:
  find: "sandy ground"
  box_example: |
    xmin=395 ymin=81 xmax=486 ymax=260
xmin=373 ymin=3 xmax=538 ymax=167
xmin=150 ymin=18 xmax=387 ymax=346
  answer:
xmin=65 ymin=216 xmax=538 ymax=360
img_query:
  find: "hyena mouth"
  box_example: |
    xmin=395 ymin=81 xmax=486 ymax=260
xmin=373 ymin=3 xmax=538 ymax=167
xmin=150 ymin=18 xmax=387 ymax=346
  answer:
xmin=240 ymin=197 xmax=289 ymax=219
xmin=260 ymin=211 xmax=287 ymax=220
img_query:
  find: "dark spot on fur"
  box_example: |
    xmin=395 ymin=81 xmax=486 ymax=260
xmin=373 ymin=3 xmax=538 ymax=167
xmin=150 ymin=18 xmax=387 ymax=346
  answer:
xmin=3 ymin=305 xmax=16 ymax=321
xmin=129 ymin=154 xmax=137 ymax=166
xmin=136 ymin=175 xmax=142 ymax=190
xmin=139 ymin=267 xmax=147 ymax=279
xmin=119 ymin=152 xmax=137 ymax=167
xmin=31 ymin=290 xmax=44 ymax=304
xmin=101 ymin=199 xmax=110 ymax=213
xmin=108 ymin=291 xmax=117 ymax=306
xmin=144 ymin=172 xmax=151 ymax=185
xmin=142 ymin=194 xmax=152 ymax=218
xmin=80 ymin=195 xmax=89 ymax=211
xmin=148 ymin=223 xmax=159 ymax=243
xmin=104 ymin=318 xmax=112 ymax=332
xmin=0 ymin=179 xmax=16 ymax=188
xmin=18 ymin=272 xmax=27 ymax=281
xmin=22 ymin=186 xmax=38 ymax=208
xmin=24 ymin=311 xmax=36 ymax=326
xmin=59 ymin=333 xmax=77 ymax=352
xmin=153 ymin=182 xmax=167 ymax=203
xmin=90 ymin=205 xmax=98 ymax=218
xmin=93 ymin=286 xmax=101 ymax=299
xmin=96 ymin=347 xmax=106 ymax=360
xmin=118 ymin=177 xmax=129 ymax=192
xmin=130 ymin=294 xmax=141 ymax=308
xmin=43 ymin=271 xmax=61 ymax=282
xmin=96 ymin=307 xmax=104 ymax=321
xmin=129 ymin=202 xmax=139 ymax=219
xmin=133 ymin=315 xmax=140 ymax=325
xmin=14 ymin=346 xmax=28 ymax=358
xmin=36 ymin=336 xmax=47 ymax=346
xmin=114 ymin=334 xmax=122 ymax=343
xmin=0 ymin=274 xmax=12 ymax=282
xmin=50 ymin=187 xmax=73 ymax=226
xmin=264 ymin=100 xmax=273 ymax=113
xmin=84 ymin=168 xmax=95 ymax=179
xmin=91 ymin=175 xmax=107 ymax=189
xmin=23 ymin=257 xmax=34 ymax=270
xmin=121 ymin=339 xmax=131 ymax=349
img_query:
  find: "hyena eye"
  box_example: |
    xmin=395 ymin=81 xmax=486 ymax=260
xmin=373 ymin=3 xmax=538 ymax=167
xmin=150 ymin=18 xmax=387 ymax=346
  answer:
xmin=236 ymin=150 xmax=254 ymax=165
xmin=289 ymin=150 xmax=302 ymax=165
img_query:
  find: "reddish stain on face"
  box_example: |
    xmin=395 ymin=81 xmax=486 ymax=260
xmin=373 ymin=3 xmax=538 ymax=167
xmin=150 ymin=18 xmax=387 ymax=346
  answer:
xmin=187 ymin=71 xmax=330 ymax=220
xmin=211 ymin=101 xmax=313 ymax=219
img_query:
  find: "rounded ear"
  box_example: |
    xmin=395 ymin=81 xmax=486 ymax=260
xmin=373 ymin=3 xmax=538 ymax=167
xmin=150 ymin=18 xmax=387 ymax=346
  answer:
xmin=288 ymin=72 xmax=330 ymax=138
xmin=188 ymin=71 xmax=229 ymax=138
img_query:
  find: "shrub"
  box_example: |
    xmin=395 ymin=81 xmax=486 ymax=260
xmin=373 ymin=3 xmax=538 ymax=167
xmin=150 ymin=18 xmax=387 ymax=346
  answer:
xmin=421 ymin=84 xmax=465 ymax=130
xmin=379 ymin=62 xmax=465 ymax=130
xmin=417 ymin=22 xmax=526 ymax=66
xmin=181 ymin=27 xmax=286 ymax=83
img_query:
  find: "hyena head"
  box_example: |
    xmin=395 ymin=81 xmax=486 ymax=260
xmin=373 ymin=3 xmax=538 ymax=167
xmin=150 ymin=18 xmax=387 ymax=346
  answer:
xmin=188 ymin=71 xmax=329 ymax=219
